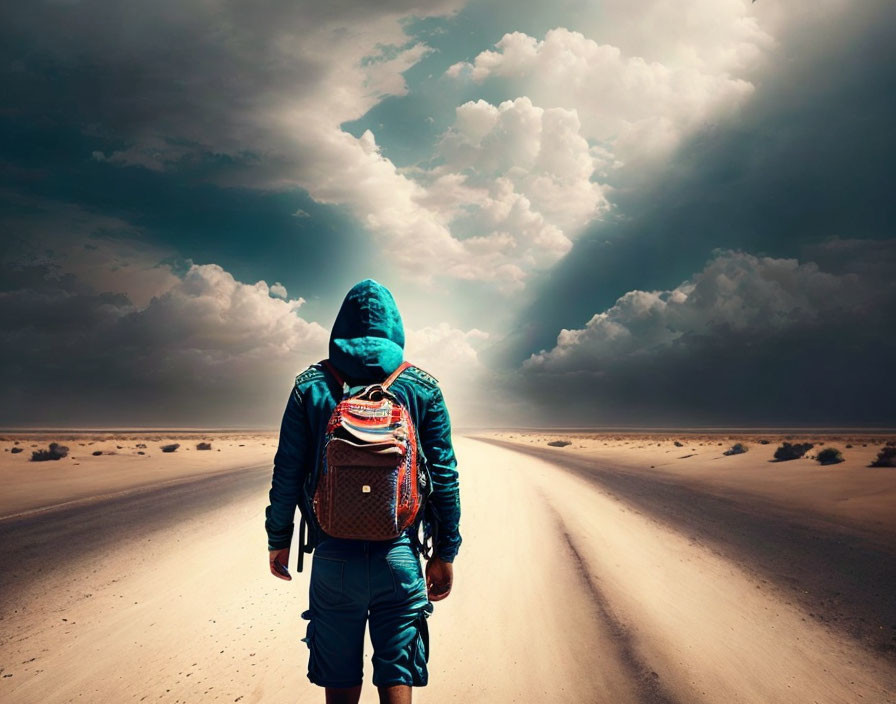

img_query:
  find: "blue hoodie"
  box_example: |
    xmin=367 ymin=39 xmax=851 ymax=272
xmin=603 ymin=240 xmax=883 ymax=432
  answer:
xmin=264 ymin=279 xmax=462 ymax=563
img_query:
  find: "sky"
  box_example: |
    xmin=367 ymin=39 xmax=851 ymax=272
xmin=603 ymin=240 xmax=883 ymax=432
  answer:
xmin=1 ymin=0 xmax=894 ymax=428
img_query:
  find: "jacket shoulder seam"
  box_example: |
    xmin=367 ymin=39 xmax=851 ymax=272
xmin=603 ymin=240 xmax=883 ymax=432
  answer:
xmin=294 ymin=364 xmax=325 ymax=389
xmin=404 ymin=364 xmax=440 ymax=388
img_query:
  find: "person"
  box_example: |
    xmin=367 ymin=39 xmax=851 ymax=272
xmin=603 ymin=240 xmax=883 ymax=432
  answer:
xmin=264 ymin=278 xmax=461 ymax=704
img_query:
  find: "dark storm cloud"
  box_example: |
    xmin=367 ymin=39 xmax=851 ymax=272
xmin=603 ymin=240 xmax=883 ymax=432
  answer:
xmin=508 ymin=0 xmax=896 ymax=361
xmin=0 ymin=259 xmax=327 ymax=427
xmin=1 ymin=0 xmax=460 ymax=139
xmin=0 ymin=132 xmax=379 ymax=323
xmin=519 ymin=243 xmax=896 ymax=426
xmin=494 ymin=1 xmax=896 ymax=425
xmin=0 ymin=0 xmax=466 ymax=320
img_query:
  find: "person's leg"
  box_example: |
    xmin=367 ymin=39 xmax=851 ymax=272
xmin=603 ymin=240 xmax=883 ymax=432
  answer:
xmin=325 ymin=684 xmax=362 ymax=704
xmin=377 ymin=683 xmax=411 ymax=704
xmin=304 ymin=540 xmax=368 ymax=691
xmin=368 ymin=536 xmax=433 ymax=693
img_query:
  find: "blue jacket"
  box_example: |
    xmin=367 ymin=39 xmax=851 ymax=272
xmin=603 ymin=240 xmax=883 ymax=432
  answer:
xmin=264 ymin=279 xmax=462 ymax=563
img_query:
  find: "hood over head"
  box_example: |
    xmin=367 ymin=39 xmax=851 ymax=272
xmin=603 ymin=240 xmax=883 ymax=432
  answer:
xmin=328 ymin=279 xmax=405 ymax=383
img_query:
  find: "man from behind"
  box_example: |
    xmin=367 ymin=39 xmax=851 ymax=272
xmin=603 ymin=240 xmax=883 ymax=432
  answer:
xmin=264 ymin=279 xmax=461 ymax=704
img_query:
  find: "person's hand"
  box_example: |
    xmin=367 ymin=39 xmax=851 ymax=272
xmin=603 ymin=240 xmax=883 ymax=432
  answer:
xmin=269 ymin=548 xmax=292 ymax=581
xmin=425 ymin=556 xmax=453 ymax=601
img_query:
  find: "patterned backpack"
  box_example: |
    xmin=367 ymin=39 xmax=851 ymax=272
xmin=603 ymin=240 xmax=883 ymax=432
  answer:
xmin=311 ymin=360 xmax=427 ymax=541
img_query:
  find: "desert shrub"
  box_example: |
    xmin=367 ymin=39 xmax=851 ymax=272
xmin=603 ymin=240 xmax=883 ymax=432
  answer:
xmin=160 ymin=443 xmax=180 ymax=453
xmin=760 ymin=439 xmax=770 ymax=445
xmin=11 ymin=446 xmax=23 ymax=454
xmin=773 ymin=442 xmax=814 ymax=461
xmin=137 ymin=451 xmax=146 ymax=455
xmin=674 ymin=441 xmax=684 ymax=447
xmin=547 ymin=440 xmax=571 ymax=447
xmin=92 ymin=450 xmax=103 ymax=456
xmin=136 ymin=443 xmax=147 ymax=449
xmin=196 ymin=442 xmax=213 ymax=450
xmin=724 ymin=443 xmax=748 ymax=456
xmin=817 ymin=447 xmax=844 ymax=465
xmin=870 ymin=445 xmax=896 ymax=467
xmin=31 ymin=442 xmax=69 ymax=461
xmin=845 ymin=444 xmax=853 ymax=449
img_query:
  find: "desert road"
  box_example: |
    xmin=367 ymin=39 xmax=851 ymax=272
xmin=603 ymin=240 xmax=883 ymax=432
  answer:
xmin=1 ymin=437 xmax=894 ymax=703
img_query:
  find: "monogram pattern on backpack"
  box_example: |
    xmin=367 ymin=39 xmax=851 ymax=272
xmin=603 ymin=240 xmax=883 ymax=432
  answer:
xmin=312 ymin=361 xmax=423 ymax=541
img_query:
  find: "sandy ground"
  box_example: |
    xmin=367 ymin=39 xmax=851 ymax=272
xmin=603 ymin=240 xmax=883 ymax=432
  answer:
xmin=1 ymin=433 xmax=894 ymax=703
xmin=0 ymin=432 xmax=278 ymax=518
xmin=476 ymin=430 xmax=896 ymax=542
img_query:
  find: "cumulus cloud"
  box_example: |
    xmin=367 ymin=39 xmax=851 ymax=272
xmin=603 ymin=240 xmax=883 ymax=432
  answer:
xmin=281 ymin=108 xmax=604 ymax=289
xmin=521 ymin=247 xmax=896 ymax=425
xmin=576 ymin=0 xmax=780 ymax=71
xmin=527 ymin=253 xmax=854 ymax=370
xmin=435 ymin=97 xmax=610 ymax=236
xmin=0 ymin=253 xmax=328 ymax=427
xmin=0 ymin=219 xmax=496 ymax=426
xmin=447 ymin=27 xmax=763 ymax=167
xmin=503 ymin=0 xmax=896 ymax=367
xmin=0 ymin=0 xmax=774 ymax=291
xmin=1 ymin=0 xmax=479 ymax=281
xmin=366 ymin=95 xmax=612 ymax=289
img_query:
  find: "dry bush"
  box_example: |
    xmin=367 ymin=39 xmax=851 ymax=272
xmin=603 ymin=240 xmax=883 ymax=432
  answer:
xmin=31 ymin=443 xmax=69 ymax=461
xmin=773 ymin=442 xmax=814 ymax=461
xmin=870 ymin=445 xmax=896 ymax=468
xmin=817 ymin=447 xmax=844 ymax=465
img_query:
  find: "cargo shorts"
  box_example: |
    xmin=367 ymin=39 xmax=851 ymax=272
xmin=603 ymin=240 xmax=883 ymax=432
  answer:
xmin=300 ymin=532 xmax=434 ymax=688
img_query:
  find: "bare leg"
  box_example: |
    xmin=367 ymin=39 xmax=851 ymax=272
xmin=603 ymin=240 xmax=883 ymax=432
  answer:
xmin=377 ymin=684 xmax=412 ymax=704
xmin=325 ymin=685 xmax=362 ymax=704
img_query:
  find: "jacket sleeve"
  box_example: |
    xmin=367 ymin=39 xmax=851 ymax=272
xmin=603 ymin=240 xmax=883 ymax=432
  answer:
xmin=420 ymin=386 xmax=462 ymax=562
xmin=264 ymin=385 xmax=308 ymax=551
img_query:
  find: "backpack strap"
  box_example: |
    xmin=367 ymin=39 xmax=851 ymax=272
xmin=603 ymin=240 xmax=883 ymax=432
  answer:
xmin=382 ymin=361 xmax=414 ymax=389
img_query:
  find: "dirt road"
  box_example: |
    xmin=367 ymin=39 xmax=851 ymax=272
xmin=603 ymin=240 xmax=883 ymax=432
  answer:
xmin=1 ymin=438 xmax=893 ymax=703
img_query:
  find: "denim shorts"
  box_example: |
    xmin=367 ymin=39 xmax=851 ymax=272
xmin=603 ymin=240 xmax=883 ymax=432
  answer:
xmin=300 ymin=532 xmax=434 ymax=688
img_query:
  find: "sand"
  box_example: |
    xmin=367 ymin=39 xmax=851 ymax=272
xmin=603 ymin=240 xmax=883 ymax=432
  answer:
xmin=1 ymin=432 xmax=894 ymax=703
xmin=476 ymin=430 xmax=896 ymax=542
xmin=0 ymin=431 xmax=278 ymax=518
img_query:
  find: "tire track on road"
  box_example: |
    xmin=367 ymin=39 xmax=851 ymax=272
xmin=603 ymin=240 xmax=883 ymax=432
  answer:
xmin=473 ymin=436 xmax=896 ymax=658
xmin=539 ymin=493 xmax=681 ymax=704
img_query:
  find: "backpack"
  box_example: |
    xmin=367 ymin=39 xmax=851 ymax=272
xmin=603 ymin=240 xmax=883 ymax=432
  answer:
xmin=311 ymin=359 xmax=428 ymax=542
